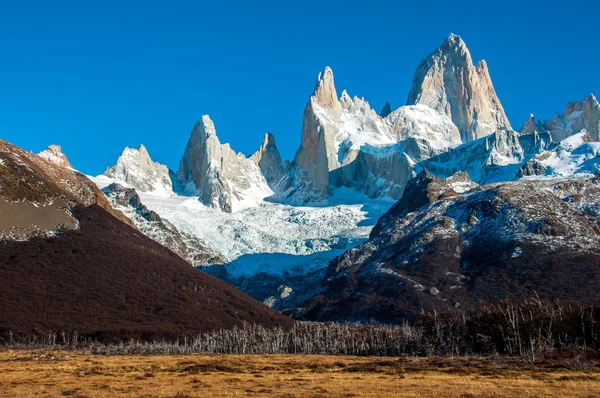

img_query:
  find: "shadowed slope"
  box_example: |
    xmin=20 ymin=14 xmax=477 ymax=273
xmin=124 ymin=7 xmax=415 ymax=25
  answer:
xmin=0 ymin=139 xmax=293 ymax=341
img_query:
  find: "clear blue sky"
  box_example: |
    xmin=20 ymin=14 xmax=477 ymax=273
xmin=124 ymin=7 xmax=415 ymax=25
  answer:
xmin=1 ymin=0 xmax=598 ymax=175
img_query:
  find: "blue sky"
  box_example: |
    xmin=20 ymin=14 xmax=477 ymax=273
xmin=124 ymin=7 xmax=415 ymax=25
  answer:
xmin=1 ymin=0 xmax=598 ymax=175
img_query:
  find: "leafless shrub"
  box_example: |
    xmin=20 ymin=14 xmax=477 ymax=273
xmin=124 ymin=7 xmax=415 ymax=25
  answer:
xmin=1 ymin=298 xmax=597 ymax=359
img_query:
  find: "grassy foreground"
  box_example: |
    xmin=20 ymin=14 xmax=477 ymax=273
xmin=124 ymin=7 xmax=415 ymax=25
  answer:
xmin=0 ymin=350 xmax=599 ymax=397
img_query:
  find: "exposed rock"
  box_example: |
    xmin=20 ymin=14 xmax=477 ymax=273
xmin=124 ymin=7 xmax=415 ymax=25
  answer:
xmin=37 ymin=145 xmax=73 ymax=168
xmin=292 ymin=66 xmax=344 ymax=199
xmin=517 ymin=132 xmax=600 ymax=179
xmin=103 ymin=183 xmax=225 ymax=265
xmin=380 ymin=101 xmax=392 ymax=118
xmin=250 ymin=133 xmax=289 ymax=192
xmin=176 ymin=115 xmax=272 ymax=212
xmin=407 ymin=34 xmax=511 ymax=142
xmin=420 ymin=129 xmax=525 ymax=184
xmin=290 ymin=66 xmax=462 ymax=202
xmin=104 ymin=145 xmax=173 ymax=195
xmin=543 ymin=94 xmax=600 ymax=142
xmin=519 ymin=114 xmax=545 ymax=135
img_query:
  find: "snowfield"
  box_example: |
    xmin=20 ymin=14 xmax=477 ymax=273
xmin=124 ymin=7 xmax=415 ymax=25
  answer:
xmin=91 ymin=174 xmax=392 ymax=278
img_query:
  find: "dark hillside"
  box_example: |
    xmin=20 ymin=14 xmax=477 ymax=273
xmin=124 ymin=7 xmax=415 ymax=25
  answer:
xmin=0 ymin=138 xmax=292 ymax=341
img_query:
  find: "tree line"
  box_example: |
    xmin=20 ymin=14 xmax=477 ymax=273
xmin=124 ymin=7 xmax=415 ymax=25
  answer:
xmin=2 ymin=298 xmax=598 ymax=360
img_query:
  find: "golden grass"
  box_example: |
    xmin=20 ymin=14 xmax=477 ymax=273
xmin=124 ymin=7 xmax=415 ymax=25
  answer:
xmin=0 ymin=350 xmax=599 ymax=397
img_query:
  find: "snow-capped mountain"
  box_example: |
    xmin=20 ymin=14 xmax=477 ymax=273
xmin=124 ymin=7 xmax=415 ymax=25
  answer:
xmin=407 ymin=33 xmax=512 ymax=142
xmin=86 ymin=33 xmax=600 ymax=315
xmin=104 ymin=144 xmax=173 ymax=196
xmin=542 ymin=94 xmax=600 ymax=142
xmin=176 ymin=115 xmax=273 ymax=212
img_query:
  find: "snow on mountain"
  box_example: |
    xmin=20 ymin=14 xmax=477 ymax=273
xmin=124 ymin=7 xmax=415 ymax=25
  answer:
xmin=92 ymin=170 xmax=392 ymax=307
xmin=289 ymin=66 xmax=464 ymax=204
xmin=104 ymin=144 xmax=174 ymax=196
xmin=83 ymin=34 xmax=600 ymax=314
xmin=102 ymin=183 xmax=225 ymax=265
xmin=542 ymin=94 xmax=600 ymax=142
xmin=294 ymin=171 xmax=600 ymax=323
xmin=176 ymin=115 xmax=273 ymax=212
xmin=407 ymin=33 xmax=512 ymax=142
xmin=37 ymin=145 xmax=73 ymax=168
xmin=518 ymin=131 xmax=600 ymax=179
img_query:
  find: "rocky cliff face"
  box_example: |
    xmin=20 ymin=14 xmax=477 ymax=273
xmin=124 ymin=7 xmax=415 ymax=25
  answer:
xmin=290 ymin=66 xmax=463 ymax=202
xmin=250 ymin=133 xmax=289 ymax=192
xmin=294 ymin=171 xmax=600 ymax=323
xmin=176 ymin=115 xmax=272 ymax=212
xmin=104 ymin=145 xmax=173 ymax=196
xmin=543 ymin=94 xmax=600 ymax=142
xmin=103 ymin=183 xmax=225 ymax=265
xmin=407 ymin=34 xmax=511 ymax=142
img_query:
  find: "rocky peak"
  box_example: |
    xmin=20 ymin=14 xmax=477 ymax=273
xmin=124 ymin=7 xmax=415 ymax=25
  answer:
xmin=438 ymin=33 xmax=472 ymax=65
xmin=37 ymin=145 xmax=73 ymax=168
xmin=312 ymin=66 xmax=340 ymax=111
xmin=104 ymin=144 xmax=173 ymax=196
xmin=519 ymin=114 xmax=543 ymax=134
xmin=380 ymin=101 xmax=392 ymax=118
xmin=177 ymin=116 xmax=272 ymax=212
xmin=543 ymin=94 xmax=600 ymax=142
xmin=250 ymin=132 xmax=287 ymax=191
xmin=406 ymin=34 xmax=511 ymax=142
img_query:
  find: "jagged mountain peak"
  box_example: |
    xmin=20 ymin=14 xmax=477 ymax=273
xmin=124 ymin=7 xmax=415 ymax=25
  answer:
xmin=37 ymin=144 xmax=73 ymax=168
xmin=261 ymin=132 xmax=277 ymax=149
xmin=177 ymin=117 xmax=272 ymax=212
xmin=250 ymin=132 xmax=288 ymax=192
xmin=519 ymin=113 xmax=542 ymax=134
xmin=440 ymin=33 xmax=470 ymax=57
xmin=407 ymin=35 xmax=511 ymax=142
xmin=104 ymin=144 xmax=173 ymax=196
xmin=192 ymin=114 xmax=218 ymax=139
xmin=311 ymin=66 xmax=339 ymax=110
xmin=543 ymin=94 xmax=600 ymax=141
xmin=380 ymin=101 xmax=392 ymax=118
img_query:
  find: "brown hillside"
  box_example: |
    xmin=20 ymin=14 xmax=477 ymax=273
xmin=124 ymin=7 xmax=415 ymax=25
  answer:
xmin=0 ymin=139 xmax=293 ymax=340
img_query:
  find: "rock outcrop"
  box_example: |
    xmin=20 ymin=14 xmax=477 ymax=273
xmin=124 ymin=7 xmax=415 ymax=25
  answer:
xmin=250 ymin=133 xmax=289 ymax=192
xmin=407 ymin=34 xmax=511 ymax=142
xmin=37 ymin=145 xmax=73 ymax=168
xmin=104 ymin=145 xmax=173 ymax=196
xmin=543 ymin=94 xmax=600 ymax=142
xmin=176 ymin=115 xmax=272 ymax=212
xmin=420 ymin=129 xmax=525 ymax=184
xmin=379 ymin=101 xmax=392 ymax=118
xmin=518 ymin=114 xmax=545 ymax=135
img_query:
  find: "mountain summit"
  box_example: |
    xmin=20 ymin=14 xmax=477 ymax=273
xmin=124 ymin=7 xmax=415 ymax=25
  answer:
xmin=176 ymin=115 xmax=272 ymax=212
xmin=407 ymin=34 xmax=511 ymax=142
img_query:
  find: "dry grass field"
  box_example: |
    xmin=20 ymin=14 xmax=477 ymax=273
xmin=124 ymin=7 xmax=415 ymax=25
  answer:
xmin=0 ymin=350 xmax=599 ymax=397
